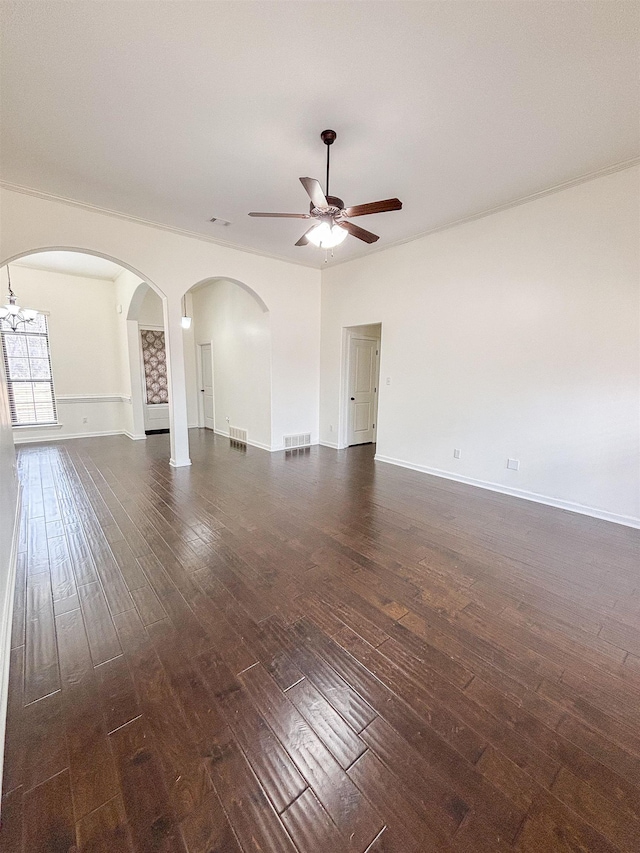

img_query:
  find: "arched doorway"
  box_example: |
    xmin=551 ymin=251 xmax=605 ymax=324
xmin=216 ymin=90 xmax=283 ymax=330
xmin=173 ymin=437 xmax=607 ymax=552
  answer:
xmin=0 ymin=248 xmax=177 ymax=458
xmin=183 ymin=277 xmax=272 ymax=451
xmin=126 ymin=281 xmax=169 ymax=439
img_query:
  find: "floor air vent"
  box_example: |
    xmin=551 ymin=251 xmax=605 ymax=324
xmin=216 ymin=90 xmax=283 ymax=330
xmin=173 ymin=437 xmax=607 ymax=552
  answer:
xmin=229 ymin=426 xmax=248 ymax=444
xmin=284 ymin=433 xmax=311 ymax=449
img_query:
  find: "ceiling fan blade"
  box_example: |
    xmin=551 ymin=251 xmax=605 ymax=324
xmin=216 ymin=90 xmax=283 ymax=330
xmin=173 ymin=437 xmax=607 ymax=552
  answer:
xmin=295 ymin=225 xmax=319 ymax=247
xmin=338 ymin=221 xmax=379 ymax=244
xmin=249 ymin=212 xmax=311 ymax=218
xmin=300 ymin=177 xmax=329 ymax=211
xmin=343 ymin=198 xmax=402 ymax=217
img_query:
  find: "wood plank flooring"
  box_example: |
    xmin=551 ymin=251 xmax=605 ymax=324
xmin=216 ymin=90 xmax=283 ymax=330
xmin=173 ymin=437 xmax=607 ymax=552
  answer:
xmin=2 ymin=430 xmax=640 ymax=852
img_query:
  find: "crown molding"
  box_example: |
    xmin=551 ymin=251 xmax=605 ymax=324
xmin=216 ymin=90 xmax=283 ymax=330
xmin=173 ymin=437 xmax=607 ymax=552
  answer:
xmin=3 ymin=155 xmax=638 ymax=273
xmin=0 ymin=180 xmax=319 ymax=270
xmin=324 ymin=156 xmax=640 ymax=268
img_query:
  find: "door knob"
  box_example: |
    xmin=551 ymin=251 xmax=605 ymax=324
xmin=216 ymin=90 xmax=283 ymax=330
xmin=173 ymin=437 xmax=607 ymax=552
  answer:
xmin=200 ymin=389 xmax=205 ymax=392
xmin=350 ymin=397 xmax=355 ymax=401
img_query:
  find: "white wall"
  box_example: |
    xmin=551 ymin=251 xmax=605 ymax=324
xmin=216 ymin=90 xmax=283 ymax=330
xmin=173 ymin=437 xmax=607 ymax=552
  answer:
xmin=321 ymin=167 xmax=640 ymax=526
xmin=114 ymin=268 xmax=139 ymax=437
xmin=0 ymin=349 xmax=18 ymax=800
xmin=138 ymin=287 xmax=164 ymax=326
xmin=192 ymin=279 xmax=271 ymax=449
xmin=9 ymin=266 xmax=122 ymax=395
xmin=6 ymin=265 xmax=132 ymax=443
xmin=183 ymin=291 xmax=198 ymax=428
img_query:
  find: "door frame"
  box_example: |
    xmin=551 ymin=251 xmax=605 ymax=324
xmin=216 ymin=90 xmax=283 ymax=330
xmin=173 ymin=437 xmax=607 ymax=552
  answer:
xmin=339 ymin=324 xmax=381 ymax=450
xmin=196 ymin=340 xmax=215 ymax=429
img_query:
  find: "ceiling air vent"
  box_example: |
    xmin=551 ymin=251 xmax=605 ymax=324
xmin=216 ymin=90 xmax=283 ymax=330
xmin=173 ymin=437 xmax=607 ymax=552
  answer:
xmin=284 ymin=433 xmax=311 ymax=449
xmin=209 ymin=217 xmax=231 ymax=226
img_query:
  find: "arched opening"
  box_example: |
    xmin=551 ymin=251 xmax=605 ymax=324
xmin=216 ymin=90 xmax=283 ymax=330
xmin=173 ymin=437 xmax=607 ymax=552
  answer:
xmin=187 ymin=276 xmax=269 ymax=314
xmin=183 ymin=277 xmax=272 ymax=452
xmin=0 ymin=247 xmax=166 ymax=302
xmin=126 ymin=281 xmax=170 ymax=437
xmin=0 ymin=248 xmax=171 ymax=448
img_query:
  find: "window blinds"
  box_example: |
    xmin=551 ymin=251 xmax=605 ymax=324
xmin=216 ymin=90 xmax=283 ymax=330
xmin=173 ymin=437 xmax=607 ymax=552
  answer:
xmin=1 ymin=313 xmax=57 ymax=426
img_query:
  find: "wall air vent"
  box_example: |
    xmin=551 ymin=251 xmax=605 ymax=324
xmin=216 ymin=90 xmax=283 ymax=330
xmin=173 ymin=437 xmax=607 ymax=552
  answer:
xmin=284 ymin=433 xmax=311 ymax=449
xmin=229 ymin=426 xmax=247 ymax=444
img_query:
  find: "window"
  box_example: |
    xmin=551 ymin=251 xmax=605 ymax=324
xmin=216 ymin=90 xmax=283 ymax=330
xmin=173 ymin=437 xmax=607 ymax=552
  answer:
xmin=1 ymin=313 xmax=57 ymax=426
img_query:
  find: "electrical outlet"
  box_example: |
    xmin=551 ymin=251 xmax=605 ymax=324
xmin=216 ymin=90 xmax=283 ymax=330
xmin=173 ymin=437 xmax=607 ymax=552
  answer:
xmin=507 ymin=458 xmax=520 ymax=471
xmin=225 ymin=416 xmax=230 ymax=423
xmin=329 ymin=424 xmax=333 ymax=432
xmin=82 ymin=417 xmax=88 ymax=424
xmin=453 ymin=448 xmax=461 ymax=459
xmin=386 ymin=376 xmax=391 ymax=386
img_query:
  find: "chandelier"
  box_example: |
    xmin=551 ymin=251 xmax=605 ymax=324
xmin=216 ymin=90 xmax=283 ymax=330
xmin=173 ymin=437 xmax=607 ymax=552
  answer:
xmin=0 ymin=268 xmax=38 ymax=332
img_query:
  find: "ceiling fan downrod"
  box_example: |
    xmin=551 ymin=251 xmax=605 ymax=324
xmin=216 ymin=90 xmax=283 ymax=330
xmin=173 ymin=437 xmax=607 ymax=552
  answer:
xmin=321 ymin=129 xmax=337 ymax=198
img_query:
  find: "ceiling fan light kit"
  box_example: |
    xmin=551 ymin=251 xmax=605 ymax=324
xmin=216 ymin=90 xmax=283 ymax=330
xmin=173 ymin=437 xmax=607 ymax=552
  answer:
xmin=306 ymin=221 xmax=348 ymax=249
xmin=248 ymin=129 xmax=402 ymax=255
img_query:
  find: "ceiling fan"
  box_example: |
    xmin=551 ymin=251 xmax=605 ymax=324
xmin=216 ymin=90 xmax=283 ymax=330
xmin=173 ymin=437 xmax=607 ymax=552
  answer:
xmin=249 ymin=129 xmax=402 ymax=249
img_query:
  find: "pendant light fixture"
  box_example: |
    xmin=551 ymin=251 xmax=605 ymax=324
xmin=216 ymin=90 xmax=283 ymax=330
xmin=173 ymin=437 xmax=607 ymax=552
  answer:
xmin=0 ymin=267 xmax=38 ymax=332
xmin=181 ymin=295 xmax=192 ymax=329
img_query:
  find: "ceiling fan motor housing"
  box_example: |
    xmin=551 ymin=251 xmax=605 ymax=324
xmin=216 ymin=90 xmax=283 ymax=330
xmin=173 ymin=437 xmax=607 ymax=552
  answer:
xmin=310 ymin=195 xmax=344 ymax=217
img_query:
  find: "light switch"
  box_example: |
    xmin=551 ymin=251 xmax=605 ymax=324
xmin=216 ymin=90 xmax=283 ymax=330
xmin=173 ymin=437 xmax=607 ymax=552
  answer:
xmin=507 ymin=458 xmax=520 ymax=471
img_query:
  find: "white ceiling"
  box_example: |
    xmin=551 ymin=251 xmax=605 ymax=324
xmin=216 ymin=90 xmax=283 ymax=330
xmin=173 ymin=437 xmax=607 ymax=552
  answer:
xmin=1 ymin=2 xmax=638 ymax=269
xmin=13 ymin=251 xmax=124 ymax=281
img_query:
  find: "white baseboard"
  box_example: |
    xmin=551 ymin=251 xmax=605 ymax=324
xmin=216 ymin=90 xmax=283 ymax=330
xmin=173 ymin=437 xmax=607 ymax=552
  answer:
xmin=0 ymin=485 xmax=21 ymax=808
xmin=14 ymin=428 xmax=126 ymax=444
xmin=374 ymin=454 xmax=640 ymax=530
xmin=248 ymin=439 xmax=272 ymax=452
xmin=124 ymin=431 xmax=147 ymax=441
xmin=169 ymin=457 xmax=192 ymax=468
xmin=319 ymin=440 xmax=340 ymax=449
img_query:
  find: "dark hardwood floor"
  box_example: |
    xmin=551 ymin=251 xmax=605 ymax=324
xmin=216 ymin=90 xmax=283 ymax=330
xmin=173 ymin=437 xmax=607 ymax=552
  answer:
xmin=2 ymin=430 xmax=640 ymax=852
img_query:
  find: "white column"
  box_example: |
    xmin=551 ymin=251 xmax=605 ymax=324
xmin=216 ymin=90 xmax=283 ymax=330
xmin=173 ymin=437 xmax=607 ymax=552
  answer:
xmin=164 ymin=294 xmax=191 ymax=467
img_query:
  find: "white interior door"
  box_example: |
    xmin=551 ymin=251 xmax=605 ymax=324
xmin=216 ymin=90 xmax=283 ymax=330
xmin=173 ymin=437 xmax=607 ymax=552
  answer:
xmin=201 ymin=343 xmax=214 ymax=430
xmin=347 ymin=336 xmax=379 ymax=446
